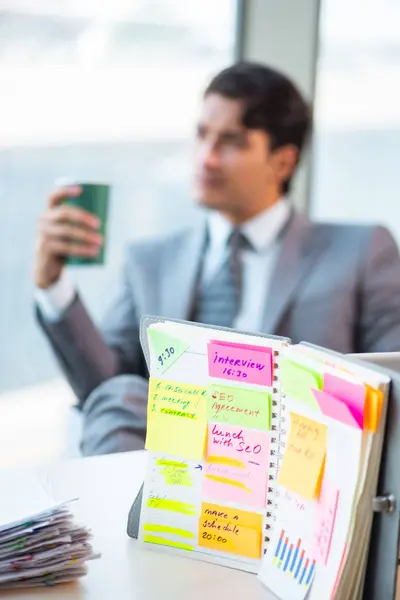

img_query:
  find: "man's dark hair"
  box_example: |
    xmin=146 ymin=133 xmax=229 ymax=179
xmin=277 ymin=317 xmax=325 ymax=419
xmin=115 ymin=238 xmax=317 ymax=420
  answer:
xmin=205 ymin=62 xmax=311 ymax=195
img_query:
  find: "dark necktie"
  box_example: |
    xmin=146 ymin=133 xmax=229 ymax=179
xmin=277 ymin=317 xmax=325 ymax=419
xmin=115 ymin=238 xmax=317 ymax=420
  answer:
xmin=194 ymin=228 xmax=251 ymax=328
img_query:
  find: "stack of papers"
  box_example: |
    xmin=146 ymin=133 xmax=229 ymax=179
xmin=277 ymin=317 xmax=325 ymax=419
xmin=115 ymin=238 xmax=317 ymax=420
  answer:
xmin=0 ymin=470 xmax=99 ymax=589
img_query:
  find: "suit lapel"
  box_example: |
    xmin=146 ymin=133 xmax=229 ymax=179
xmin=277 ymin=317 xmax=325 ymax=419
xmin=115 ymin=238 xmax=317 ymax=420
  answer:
xmin=160 ymin=220 xmax=206 ymax=321
xmin=262 ymin=209 xmax=329 ymax=334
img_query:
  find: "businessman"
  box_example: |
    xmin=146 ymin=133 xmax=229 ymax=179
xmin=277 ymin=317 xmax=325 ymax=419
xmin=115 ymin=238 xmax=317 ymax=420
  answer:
xmin=34 ymin=62 xmax=400 ymax=455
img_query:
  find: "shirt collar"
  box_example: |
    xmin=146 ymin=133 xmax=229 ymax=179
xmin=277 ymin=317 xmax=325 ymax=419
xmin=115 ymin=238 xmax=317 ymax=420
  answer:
xmin=207 ymin=199 xmax=291 ymax=254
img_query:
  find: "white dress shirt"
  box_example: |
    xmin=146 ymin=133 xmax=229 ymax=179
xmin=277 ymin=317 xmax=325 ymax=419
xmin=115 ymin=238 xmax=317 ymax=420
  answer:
xmin=35 ymin=200 xmax=291 ymax=332
xmin=203 ymin=200 xmax=290 ymax=332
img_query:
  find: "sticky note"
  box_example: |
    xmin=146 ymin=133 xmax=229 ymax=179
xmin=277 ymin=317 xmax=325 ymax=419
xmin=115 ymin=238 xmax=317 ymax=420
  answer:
xmin=204 ymin=422 xmax=269 ymax=508
xmin=148 ymin=379 xmax=207 ymax=421
xmin=207 ymin=384 xmax=270 ymax=429
xmin=146 ymin=497 xmax=198 ymax=515
xmin=145 ymin=412 xmax=206 ymax=460
xmin=312 ymin=481 xmax=339 ymax=565
xmin=364 ymin=386 xmax=383 ymax=432
xmin=208 ymin=341 xmax=273 ymax=386
xmin=280 ymin=359 xmax=322 ymax=409
xmin=148 ymin=329 xmax=189 ymax=373
xmin=314 ymin=456 xmax=325 ymax=499
xmin=278 ymin=413 xmax=327 ymax=500
xmin=200 ymin=502 xmax=263 ymax=529
xmin=199 ymin=502 xmax=262 ymax=559
xmin=312 ymin=389 xmax=361 ymax=429
xmin=323 ymin=373 xmax=366 ymax=428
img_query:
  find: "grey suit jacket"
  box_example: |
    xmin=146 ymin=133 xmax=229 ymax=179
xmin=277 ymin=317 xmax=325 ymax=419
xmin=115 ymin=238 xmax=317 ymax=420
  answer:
xmin=37 ymin=209 xmax=400 ymax=405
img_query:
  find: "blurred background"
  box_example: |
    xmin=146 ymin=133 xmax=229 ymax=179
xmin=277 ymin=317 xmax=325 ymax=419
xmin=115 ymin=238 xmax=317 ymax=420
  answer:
xmin=0 ymin=0 xmax=399 ymax=466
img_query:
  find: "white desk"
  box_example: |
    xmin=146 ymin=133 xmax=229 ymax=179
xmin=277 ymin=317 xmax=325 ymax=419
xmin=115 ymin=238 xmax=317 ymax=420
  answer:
xmin=0 ymin=451 xmax=277 ymax=600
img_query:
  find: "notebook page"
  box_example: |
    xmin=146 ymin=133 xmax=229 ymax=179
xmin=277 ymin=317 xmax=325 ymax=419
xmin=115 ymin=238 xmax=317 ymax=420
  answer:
xmin=258 ymin=345 xmax=388 ymax=600
xmin=138 ymin=317 xmax=288 ymax=573
xmin=258 ymin=396 xmax=362 ymax=599
xmin=286 ymin=345 xmax=389 ymax=600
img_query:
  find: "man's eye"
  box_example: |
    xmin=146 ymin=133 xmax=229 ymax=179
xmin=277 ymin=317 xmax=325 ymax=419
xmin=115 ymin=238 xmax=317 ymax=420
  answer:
xmin=223 ymin=136 xmax=245 ymax=148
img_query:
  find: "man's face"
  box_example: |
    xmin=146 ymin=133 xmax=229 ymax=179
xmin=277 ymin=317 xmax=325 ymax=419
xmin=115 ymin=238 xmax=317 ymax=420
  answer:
xmin=193 ymin=93 xmax=279 ymax=220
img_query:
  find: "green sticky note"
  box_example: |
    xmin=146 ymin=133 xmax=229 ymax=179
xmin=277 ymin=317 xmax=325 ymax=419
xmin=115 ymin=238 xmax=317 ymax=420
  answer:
xmin=148 ymin=329 xmax=189 ymax=373
xmin=207 ymin=384 xmax=271 ymax=430
xmin=280 ymin=358 xmax=322 ymax=410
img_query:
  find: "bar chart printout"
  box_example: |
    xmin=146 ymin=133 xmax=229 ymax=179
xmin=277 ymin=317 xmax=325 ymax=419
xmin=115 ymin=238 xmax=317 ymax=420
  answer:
xmin=260 ymin=527 xmax=316 ymax=599
xmin=273 ymin=529 xmax=316 ymax=585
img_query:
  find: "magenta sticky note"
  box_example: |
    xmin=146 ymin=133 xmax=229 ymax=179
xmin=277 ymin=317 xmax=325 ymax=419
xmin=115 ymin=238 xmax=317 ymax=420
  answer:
xmin=203 ymin=422 xmax=270 ymax=508
xmin=312 ymin=481 xmax=339 ymax=565
xmin=208 ymin=341 xmax=273 ymax=386
xmin=312 ymin=389 xmax=361 ymax=429
xmin=323 ymin=373 xmax=366 ymax=428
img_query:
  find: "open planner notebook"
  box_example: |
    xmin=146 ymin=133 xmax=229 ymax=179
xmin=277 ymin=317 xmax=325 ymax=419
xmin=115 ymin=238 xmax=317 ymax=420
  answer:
xmin=136 ymin=316 xmax=389 ymax=600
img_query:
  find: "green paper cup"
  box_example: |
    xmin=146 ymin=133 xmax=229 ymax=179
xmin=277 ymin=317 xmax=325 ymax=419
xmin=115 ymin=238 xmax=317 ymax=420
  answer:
xmin=61 ymin=182 xmax=111 ymax=266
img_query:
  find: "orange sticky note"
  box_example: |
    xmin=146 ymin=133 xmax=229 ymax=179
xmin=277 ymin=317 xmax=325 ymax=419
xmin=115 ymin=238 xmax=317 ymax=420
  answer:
xmin=199 ymin=502 xmax=262 ymax=559
xmin=364 ymin=386 xmax=383 ymax=432
xmin=315 ymin=455 xmax=326 ymax=498
xmin=200 ymin=502 xmax=263 ymax=529
xmin=278 ymin=413 xmax=327 ymax=500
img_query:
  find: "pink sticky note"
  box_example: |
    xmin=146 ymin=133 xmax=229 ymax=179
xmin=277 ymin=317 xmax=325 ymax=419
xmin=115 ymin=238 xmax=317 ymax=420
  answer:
xmin=312 ymin=481 xmax=339 ymax=565
xmin=312 ymin=389 xmax=361 ymax=429
xmin=208 ymin=341 xmax=273 ymax=386
xmin=323 ymin=373 xmax=366 ymax=428
xmin=203 ymin=422 xmax=270 ymax=508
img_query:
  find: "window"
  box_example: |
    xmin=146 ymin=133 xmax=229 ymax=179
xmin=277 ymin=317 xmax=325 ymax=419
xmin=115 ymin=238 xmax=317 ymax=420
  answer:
xmin=311 ymin=0 xmax=400 ymax=240
xmin=0 ymin=0 xmax=238 ymax=394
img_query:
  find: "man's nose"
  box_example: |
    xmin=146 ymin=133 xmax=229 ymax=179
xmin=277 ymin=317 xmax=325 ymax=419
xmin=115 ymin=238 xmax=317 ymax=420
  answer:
xmin=199 ymin=141 xmax=221 ymax=170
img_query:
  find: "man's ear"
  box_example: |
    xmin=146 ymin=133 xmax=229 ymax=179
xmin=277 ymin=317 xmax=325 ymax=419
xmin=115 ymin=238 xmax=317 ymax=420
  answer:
xmin=270 ymin=145 xmax=299 ymax=184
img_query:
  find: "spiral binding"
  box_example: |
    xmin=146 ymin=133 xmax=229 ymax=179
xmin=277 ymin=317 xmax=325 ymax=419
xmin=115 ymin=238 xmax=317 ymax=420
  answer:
xmin=263 ymin=345 xmax=288 ymax=554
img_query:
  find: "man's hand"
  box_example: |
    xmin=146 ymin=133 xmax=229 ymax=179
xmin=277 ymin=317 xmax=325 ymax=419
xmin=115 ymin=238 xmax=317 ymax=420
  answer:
xmin=34 ymin=186 xmax=103 ymax=289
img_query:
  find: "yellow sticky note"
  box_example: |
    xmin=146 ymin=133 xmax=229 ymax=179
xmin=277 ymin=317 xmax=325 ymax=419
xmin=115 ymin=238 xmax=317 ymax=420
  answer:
xmin=148 ymin=379 xmax=207 ymax=421
xmin=364 ymin=386 xmax=383 ymax=432
xmin=278 ymin=413 xmax=327 ymax=500
xmin=199 ymin=502 xmax=262 ymax=559
xmin=145 ymin=412 xmax=206 ymax=460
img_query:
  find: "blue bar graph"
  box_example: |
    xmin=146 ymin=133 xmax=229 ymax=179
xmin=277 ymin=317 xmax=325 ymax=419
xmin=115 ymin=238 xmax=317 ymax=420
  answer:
xmin=294 ymin=550 xmax=305 ymax=579
xmin=272 ymin=529 xmax=316 ymax=588
xmin=280 ymin=536 xmax=288 ymax=561
xmin=283 ymin=544 xmax=293 ymax=572
xmin=273 ymin=529 xmax=285 ymax=564
xmin=271 ymin=531 xmax=316 ymax=590
xmin=299 ymin=558 xmax=309 ymax=584
xmin=306 ymin=560 xmax=316 ymax=586
xmin=290 ymin=539 xmax=301 ymax=574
